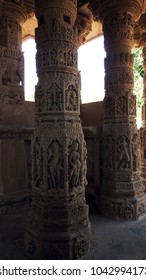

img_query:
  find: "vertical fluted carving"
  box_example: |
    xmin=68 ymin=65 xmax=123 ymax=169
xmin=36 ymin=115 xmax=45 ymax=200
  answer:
xmin=25 ymin=0 xmax=90 ymax=259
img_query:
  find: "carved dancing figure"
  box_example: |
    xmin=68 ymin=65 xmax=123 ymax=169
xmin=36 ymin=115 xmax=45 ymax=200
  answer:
xmin=83 ymin=141 xmax=88 ymax=186
xmin=2 ymin=61 xmax=22 ymax=86
xmin=35 ymin=137 xmax=43 ymax=188
xmin=66 ymin=90 xmax=70 ymax=111
xmin=105 ymin=135 xmax=114 ymax=169
xmin=132 ymin=134 xmax=139 ymax=170
xmin=48 ymin=140 xmax=63 ymax=189
xmin=68 ymin=141 xmax=81 ymax=189
xmin=66 ymin=85 xmax=77 ymax=111
xmin=69 ymin=91 xmax=77 ymax=111
xmin=117 ymin=135 xmax=130 ymax=170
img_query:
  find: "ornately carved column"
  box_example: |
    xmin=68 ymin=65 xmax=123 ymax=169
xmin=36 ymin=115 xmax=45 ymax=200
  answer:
xmin=0 ymin=1 xmax=33 ymax=213
xmin=0 ymin=0 xmax=27 ymax=107
xmin=139 ymin=14 xmax=146 ymax=189
xmin=25 ymin=0 xmax=90 ymax=259
xmin=90 ymin=0 xmax=146 ymax=219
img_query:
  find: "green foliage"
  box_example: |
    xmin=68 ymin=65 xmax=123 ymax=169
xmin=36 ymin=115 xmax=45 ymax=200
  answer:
xmin=133 ymin=47 xmax=143 ymax=122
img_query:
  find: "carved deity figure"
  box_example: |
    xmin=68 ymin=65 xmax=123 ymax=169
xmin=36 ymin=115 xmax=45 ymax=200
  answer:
xmin=83 ymin=141 xmax=88 ymax=186
xmin=116 ymin=95 xmax=127 ymax=116
xmin=66 ymin=85 xmax=77 ymax=111
xmin=48 ymin=140 xmax=63 ymax=189
xmin=58 ymin=50 xmax=65 ymax=65
xmin=50 ymin=49 xmax=57 ymax=65
xmin=132 ymin=134 xmax=139 ymax=171
xmin=2 ymin=60 xmax=22 ymax=86
xmin=105 ymin=135 xmax=114 ymax=169
xmin=49 ymin=84 xmax=63 ymax=111
xmin=36 ymin=86 xmax=45 ymax=112
xmin=117 ymin=135 xmax=130 ymax=170
xmin=34 ymin=137 xmax=43 ymax=188
xmin=68 ymin=141 xmax=81 ymax=189
xmin=51 ymin=18 xmax=60 ymax=33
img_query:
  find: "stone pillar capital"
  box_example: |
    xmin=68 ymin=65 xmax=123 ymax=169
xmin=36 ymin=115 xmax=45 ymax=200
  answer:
xmin=35 ymin=0 xmax=77 ymax=26
xmin=2 ymin=0 xmax=28 ymax=25
xmin=138 ymin=13 xmax=146 ymax=45
xmin=0 ymin=0 xmax=25 ymax=103
xmin=139 ymin=13 xmax=146 ymax=29
xmin=134 ymin=23 xmax=142 ymax=47
xmin=90 ymin=0 xmax=144 ymax=23
xmin=23 ymin=0 xmax=35 ymax=18
xmin=76 ymin=12 xmax=92 ymax=47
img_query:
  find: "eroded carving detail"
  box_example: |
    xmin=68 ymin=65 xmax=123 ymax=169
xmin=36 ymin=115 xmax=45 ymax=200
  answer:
xmin=25 ymin=0 xmax=90 ymax=259
xmin=120 ymin=200 xmax=135 ymax=220
xmin=68 ymin=140 xmax=81 ymax=190
xmin=0 ymin=1 xmax=26 ymax=107
xmin=105 ymin=135 xmax=115 ymax=170
xmin=117 ymin=135 xmax=130 ymax=170
xmin=95 ymin=0 xmax=146 ymax=220
xmin=48 ymin=140 xmax=64 ymax=189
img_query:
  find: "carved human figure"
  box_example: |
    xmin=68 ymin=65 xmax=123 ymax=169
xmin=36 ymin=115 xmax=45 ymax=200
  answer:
xmin=68 ymin=141 xmax=81 ymax=189
xmin=2 ymin=60 xmax=22 ymax=86
xmin=34 ymin=137 xmax=43 ymax=188
xmin=117 ymin=135 xmax=130 ymax=170
xmin=51 ymin=49 xmax=57 ymax=65
xmin=58 ymin=91 xmax=63 ymax=110
xmin=51 ymin=18 xmax=60 ymax=33
xmin=66 ymin=85 xmax=77 ymax=111
xmin=48 ymin=140 xmax=63 ymax=189
xmin=132 ymin=134 xmax=139 ymax=171
xmin=105 ymin=135 xmax=114 ymax=169
xmin=43 ymin=49 xmax=49 ymax=66
xmin=58 ymin=50 xmax=65 ymax=65
xmin=66 ymin=91 xmax=70 ymax=111
xmin=83 ymin=140 xmax=88 ymax=186
xmin=116 ymin=95 xmax=127 ymax=115
xmin=2 ymin=88 xmax=23 ymax=104
xmin=49 ymin=84 xmax=62 ymax=111
xmin=70 ymin=91 xmax=77 ymax=111
xmin=67 ymin=50 xmax=73 ymax=66
xmin=46 ymin=92 xmax=52 ymax=111
xmin=37 ymin=86 xmax=45 ymax=112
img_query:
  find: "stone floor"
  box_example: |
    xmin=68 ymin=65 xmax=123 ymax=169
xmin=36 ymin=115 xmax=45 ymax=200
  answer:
xmin=1 ymin=203 xmax=146 ymax=260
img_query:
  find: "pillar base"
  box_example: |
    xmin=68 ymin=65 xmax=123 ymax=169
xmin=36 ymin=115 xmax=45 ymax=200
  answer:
xmin=25 ymin=225 xmax=90 ymax=260
xmin=0 ymin=191 xmax=31 ymax=214
xmin=24 ymin=189 xmax=90 ymax=260
xmin=100 ymin=193 xmax=146 ymax=220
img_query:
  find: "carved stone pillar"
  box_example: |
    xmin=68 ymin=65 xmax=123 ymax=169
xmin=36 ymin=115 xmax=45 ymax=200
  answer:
xmin=0 ymin=1 xmax=27 ymax=106
xmin=90 ymin=0 xmax=146 ymax=219
xmin=0 ymin=1 xmax=32 ymax=213
xmin=139 ymin=14 xmax=146 ymax=189
xmin=76 ymin=12 xmax=92 ymax=47
xmin=25 ymin=0 xmax=90 ymax=259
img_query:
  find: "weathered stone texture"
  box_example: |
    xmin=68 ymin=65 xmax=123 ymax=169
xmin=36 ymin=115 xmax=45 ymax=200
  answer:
xmin=90 ymin=0 xmax=146 ymax=220
xmin=25 ymin=0 xmax=90 ymax=259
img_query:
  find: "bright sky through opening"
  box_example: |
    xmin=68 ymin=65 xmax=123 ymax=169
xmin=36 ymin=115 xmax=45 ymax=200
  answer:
xmin=78 ymin=36 xmax=105 ymax=103
xmin=22 ymin=36 xmax=105 ymax=104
